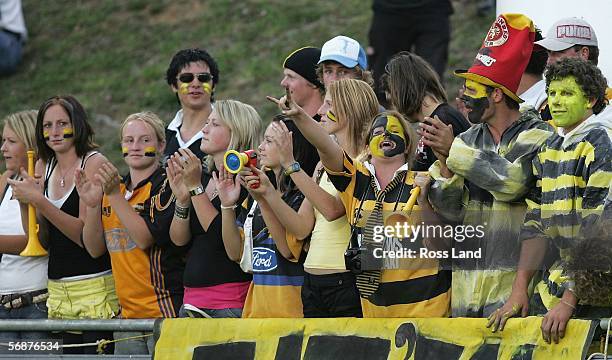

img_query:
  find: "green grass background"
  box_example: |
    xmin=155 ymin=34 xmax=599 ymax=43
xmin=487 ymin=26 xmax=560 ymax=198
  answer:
xmin=1 ymin=0 xmax=494 ymax=172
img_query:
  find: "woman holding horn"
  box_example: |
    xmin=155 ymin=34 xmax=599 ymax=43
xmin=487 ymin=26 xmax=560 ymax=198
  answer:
xmin=0 ymin=110 xmax=49 ymax=349
xmin=9 ymin=96 xmax=118 ymax=354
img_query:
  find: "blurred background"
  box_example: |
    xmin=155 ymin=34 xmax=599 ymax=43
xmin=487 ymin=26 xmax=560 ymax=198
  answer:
xmin=0 ymin=0 xmax=494 ymax=172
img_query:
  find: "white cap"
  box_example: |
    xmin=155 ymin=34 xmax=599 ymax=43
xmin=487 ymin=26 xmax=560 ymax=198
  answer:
xmin=318 ymin=35 xmax=368 ymax=69
xmin=536 ymin=17 xmax=598 ymax=51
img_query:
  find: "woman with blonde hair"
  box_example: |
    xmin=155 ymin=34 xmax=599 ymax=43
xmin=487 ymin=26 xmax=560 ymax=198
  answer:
xmin=76 ymin=111 xmax=187 ymax=355
xmin=0 ymin=110 xmax=49 ymax=349
xmin=162 ymin=99 xmax=261 ymax=318
xmin=258 ymin=79 xmax=379 ymax=317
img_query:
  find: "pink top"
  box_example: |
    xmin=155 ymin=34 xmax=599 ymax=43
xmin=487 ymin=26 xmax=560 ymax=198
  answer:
xmin=183 ymin=282 xmax=250 ymax=310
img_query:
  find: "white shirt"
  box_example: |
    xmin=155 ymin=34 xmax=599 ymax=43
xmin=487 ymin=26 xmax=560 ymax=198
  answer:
xmin=0 ymin=186 xmax=48 ymax=294
xmin=167 ymin=109 xmax=205 ymax=149
xmin=0 ymin=0 xmax=27 ymax=39
xmin=519 ymin=79 xmax=547 ymax=112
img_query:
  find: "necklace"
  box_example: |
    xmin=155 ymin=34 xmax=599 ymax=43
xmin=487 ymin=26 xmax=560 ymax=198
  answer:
xmin=58 ymin=162 xmax=78 ymax=188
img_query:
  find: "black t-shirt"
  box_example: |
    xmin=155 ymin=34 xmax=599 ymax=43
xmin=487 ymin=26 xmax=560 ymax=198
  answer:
xmin=412 ymin=103 xmax=471 ymax=172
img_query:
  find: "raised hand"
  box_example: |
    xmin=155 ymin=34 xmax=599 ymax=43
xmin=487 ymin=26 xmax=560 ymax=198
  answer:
xmin=266 ymin=87 xmax=303 ymax=117
xmin=7 ymin=167 xmax=44 ymax=205
xmin=269 ymin=120 xmax=295 ymax=168
xmin=238 ymin=166 xmax=273 ymax=200
xmin=212 ymin=167 xmax=241 ymax=207
xmin=166 ymin=154 xmax=190 ymax=206
xmin=176 ymin=148 xmax=202 ymax=190
xmin=75 ymin=168 xmax=103 ymax=208
xmin=418 ymin=115 xmax=454 ymax=159
xmin=96 ymin=161 xmax=122 ymax=195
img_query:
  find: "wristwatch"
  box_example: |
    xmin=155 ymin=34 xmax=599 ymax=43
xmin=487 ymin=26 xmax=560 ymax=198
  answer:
xmin=283 ymin=162 xmax=301 ymax=176
xmin=189 ymin=185 xmax=205 ymax=197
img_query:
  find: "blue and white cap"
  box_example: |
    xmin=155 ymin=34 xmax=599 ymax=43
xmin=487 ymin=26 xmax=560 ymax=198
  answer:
xmin=318 ymin=35 xmax=368 ymax=69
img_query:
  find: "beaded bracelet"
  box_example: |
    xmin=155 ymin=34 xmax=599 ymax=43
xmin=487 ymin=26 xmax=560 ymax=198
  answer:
xmin=174 ymin=204 xmax=190 ymax=219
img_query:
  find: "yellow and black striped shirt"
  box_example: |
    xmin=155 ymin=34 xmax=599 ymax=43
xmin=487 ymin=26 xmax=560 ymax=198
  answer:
xmin=326 ymin=152 xmax=450 ymax=318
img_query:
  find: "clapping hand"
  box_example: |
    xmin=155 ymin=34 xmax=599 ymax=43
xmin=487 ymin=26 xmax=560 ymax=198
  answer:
xmin=212 ymin=167 xmax=241 ymax=208
xmin=75 ymin=168 xmax=103 ymax=208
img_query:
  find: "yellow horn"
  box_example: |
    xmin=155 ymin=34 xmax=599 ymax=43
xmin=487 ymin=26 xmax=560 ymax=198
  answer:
xmin=20 ymin=150 xmax=47 ymax=257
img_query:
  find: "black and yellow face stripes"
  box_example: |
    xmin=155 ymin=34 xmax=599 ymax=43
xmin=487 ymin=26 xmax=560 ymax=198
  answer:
xmin=144 ymin=146 xmax=157 ymax=157
xmin=63 ymin=128 xmax=74 ymax=138
xmin=122 ymin=146 xmax=157 ymax=157
xmin=43 ymin=131 xmax=50 ymax=141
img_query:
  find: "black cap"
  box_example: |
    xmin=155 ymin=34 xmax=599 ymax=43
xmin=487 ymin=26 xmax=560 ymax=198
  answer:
xmin=283 ymin=47 xmax=324 ymax=90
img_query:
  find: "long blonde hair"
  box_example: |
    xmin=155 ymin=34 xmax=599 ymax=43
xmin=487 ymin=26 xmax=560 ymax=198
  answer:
xmin=328 ymin=79 xmax=379 ymax=156
xmin=2 ymin=110 xmax=38 ymax=152
xmin=204 ymin=100 xmax=262 ymax=172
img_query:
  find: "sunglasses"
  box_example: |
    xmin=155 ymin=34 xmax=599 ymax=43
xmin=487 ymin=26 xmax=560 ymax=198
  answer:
xmin=177 ymin=72 xmax=213 ymax=84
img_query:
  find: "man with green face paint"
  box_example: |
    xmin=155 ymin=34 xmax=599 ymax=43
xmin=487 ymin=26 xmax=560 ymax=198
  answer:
xmin=422 ymin=14 xmax=554 ymax=318
xmin=489 ymin=57 xmax=611 ymax=343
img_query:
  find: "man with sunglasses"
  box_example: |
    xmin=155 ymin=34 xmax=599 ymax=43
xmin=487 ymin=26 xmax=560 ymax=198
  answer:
xmin=164 ymin=48 xmax=220 ymax=163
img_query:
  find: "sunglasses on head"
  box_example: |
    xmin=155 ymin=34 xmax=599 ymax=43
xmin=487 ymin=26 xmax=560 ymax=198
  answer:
xmin=177 ymin=72 xmax=213 ymax=84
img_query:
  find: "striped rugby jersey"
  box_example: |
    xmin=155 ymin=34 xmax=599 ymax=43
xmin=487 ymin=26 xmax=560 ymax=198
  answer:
xmin=521 ymin=110 xmax=611 ymax=310
xmin=429 ymin=108 xmax=553 ymax=317
xmin=326 ymin=152 xmax=451 ymax=318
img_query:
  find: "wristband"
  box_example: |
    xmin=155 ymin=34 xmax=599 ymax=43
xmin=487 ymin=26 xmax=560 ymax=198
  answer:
xmin=220 ymin=204 xmax=238 ymax=210
xmin=174 ymin=204 xmax=190 ymax=219
xmin=283 ymin=162 xmax=301 ymax=176
xmin=189 ymin=186 xmax=205 ymax=197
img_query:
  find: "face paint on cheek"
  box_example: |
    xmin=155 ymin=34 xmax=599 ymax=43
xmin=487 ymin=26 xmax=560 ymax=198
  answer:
xmin=202 ymin=83 xmax=212 ymax=95
xmin=326 ymin=110 xmax=338 ymax=122
xmin=369 ymin=134 xmax=385 ymax=158
xmin=43 ymin=131 xmax=50 ymax=141
xmin=144 ymin=146 xmax=157 ymax=157
xmin=122 ymin=147 xmax=129 ymax=157
xmin=179 ymin=82 xmax=189 ymax=95
xmin=63 ymin=128 xmax=74 ymax=139
xmin=368 ymin=115 xmax=407 ymax=158
xmin=548 ymin=77 xmax=591 ymax=128
xmin=461 ymin=95 xmax=490 ymax=124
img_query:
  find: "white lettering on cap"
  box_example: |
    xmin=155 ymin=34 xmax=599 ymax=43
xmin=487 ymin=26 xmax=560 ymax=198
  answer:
xmin=557 ymin=25 xmax=592 ymax=40
xmin=476 ymin=53 xmax=497 ymax=67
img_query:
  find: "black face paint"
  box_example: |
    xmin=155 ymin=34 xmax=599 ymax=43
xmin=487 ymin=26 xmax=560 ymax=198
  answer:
xmin=460 ymin=95 xmax=490 ymax=124
xmin=368 ymin=115 xmax=407 ymax=158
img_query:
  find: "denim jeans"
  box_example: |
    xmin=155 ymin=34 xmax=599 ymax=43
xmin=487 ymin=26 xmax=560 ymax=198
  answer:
xmin=113 ymin=331 xmax=155 ymax=355
xmin=178 ymin=304 xmax=242 ymax=318
xmin=0 ymin=30 xmax=23 ymax=76
xmin=0 ymin=301 xmax=49 ymax=354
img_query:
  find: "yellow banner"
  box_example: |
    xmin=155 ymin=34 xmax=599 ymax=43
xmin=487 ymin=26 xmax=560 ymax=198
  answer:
xmin=154 ymin=317 xmax=595 ymax=360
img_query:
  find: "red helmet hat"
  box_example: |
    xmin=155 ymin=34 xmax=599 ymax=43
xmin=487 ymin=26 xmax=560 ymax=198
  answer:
xmin=455 ymin=14 xmax=535 ymax=103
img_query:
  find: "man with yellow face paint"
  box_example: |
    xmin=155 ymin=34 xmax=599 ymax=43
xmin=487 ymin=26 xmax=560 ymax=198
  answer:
xmin=368 ymin=114 xmax=407 ymax=158
xmin=422 ymin=14 xmax=554 ymax=318
xmin=164 ymin=48 xmax=219 ymax=164
xmin=489 ymin=57 xmax=611 ymax=344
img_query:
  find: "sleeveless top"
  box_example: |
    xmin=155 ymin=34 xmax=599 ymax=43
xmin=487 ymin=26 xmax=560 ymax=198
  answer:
xmin=44 ymin=152 xmax=111 ymax=280
xmin=303 ymin=171 xmax=351 ymax=270
xmin=0 ymin=184 xmax=48 ymax=293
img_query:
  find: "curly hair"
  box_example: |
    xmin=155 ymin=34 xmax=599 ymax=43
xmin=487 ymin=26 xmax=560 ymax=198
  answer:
xmin=165 ymin=48 xmax=220 ymax=101
xmin=545 ymin=57 xmax=608 ymax=114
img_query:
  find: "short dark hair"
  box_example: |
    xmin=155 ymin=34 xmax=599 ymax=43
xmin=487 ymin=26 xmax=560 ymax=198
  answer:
xmin=165 ymin=48 xmax=220 ymax=101
xmin=36 ymin=95 xmax=98 ymax=162
xmin=384 ymin=52 xmax=447 ymax=118
xmin=571 ymin=44 xmax=599 ymax=66
xmin=271 ymin=114 xmax=319 ymax=194
xmin=525 ymin=28 xmax=548 ymax=76
xmin=483 ymin=86 xmax=520 ymax=111
xmin=545 ymin=57 xmax=608 ymax=114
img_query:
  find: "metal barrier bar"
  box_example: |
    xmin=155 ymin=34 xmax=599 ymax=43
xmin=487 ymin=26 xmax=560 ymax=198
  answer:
xmin=0 ymin=319 xmax=156 ymax=332
xmin=601 ymin=318 xmax=611 ymax=331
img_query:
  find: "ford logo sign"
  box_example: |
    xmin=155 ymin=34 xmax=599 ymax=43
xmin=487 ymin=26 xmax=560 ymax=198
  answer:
xmin=252 ymin=247 xmax=277 ymax=272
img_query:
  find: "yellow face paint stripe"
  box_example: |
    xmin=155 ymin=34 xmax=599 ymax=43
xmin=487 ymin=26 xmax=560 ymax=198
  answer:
xmin=326 ymin=110 xmax=338 ymax=122
xmin=122 ymin=147 xmax=129 ymax=157
xmin=464 ymin=79 xmax=488 ymax=99
xmin=43 ymin=131 xmax=50 ymax=140
xmin=144 ymin=146 xmax=157 ymax=157
xmin=63 ymin=128 xmax=74 ymax=138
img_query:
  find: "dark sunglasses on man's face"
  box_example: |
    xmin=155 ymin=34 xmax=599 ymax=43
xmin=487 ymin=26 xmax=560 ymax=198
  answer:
xmin=177 ymin=72 xmax=213 ymax=84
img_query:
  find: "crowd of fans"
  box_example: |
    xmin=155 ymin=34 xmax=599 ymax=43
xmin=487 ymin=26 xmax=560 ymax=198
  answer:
xmin=1 ymin=12 xmax=610 ymax=356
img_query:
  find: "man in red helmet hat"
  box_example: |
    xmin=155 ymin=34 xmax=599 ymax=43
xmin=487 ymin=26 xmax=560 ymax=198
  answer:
xmin=420 ymin=13 xmax=553 ymax=318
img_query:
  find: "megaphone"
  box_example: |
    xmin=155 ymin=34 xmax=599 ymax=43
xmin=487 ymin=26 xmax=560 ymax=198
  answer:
xmin=223 ymin=150 xmax=259 ymax=188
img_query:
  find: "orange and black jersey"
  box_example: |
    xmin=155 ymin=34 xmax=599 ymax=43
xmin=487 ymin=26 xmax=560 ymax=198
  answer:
xmin=101 ymin=168 xmax=187 ymax=318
